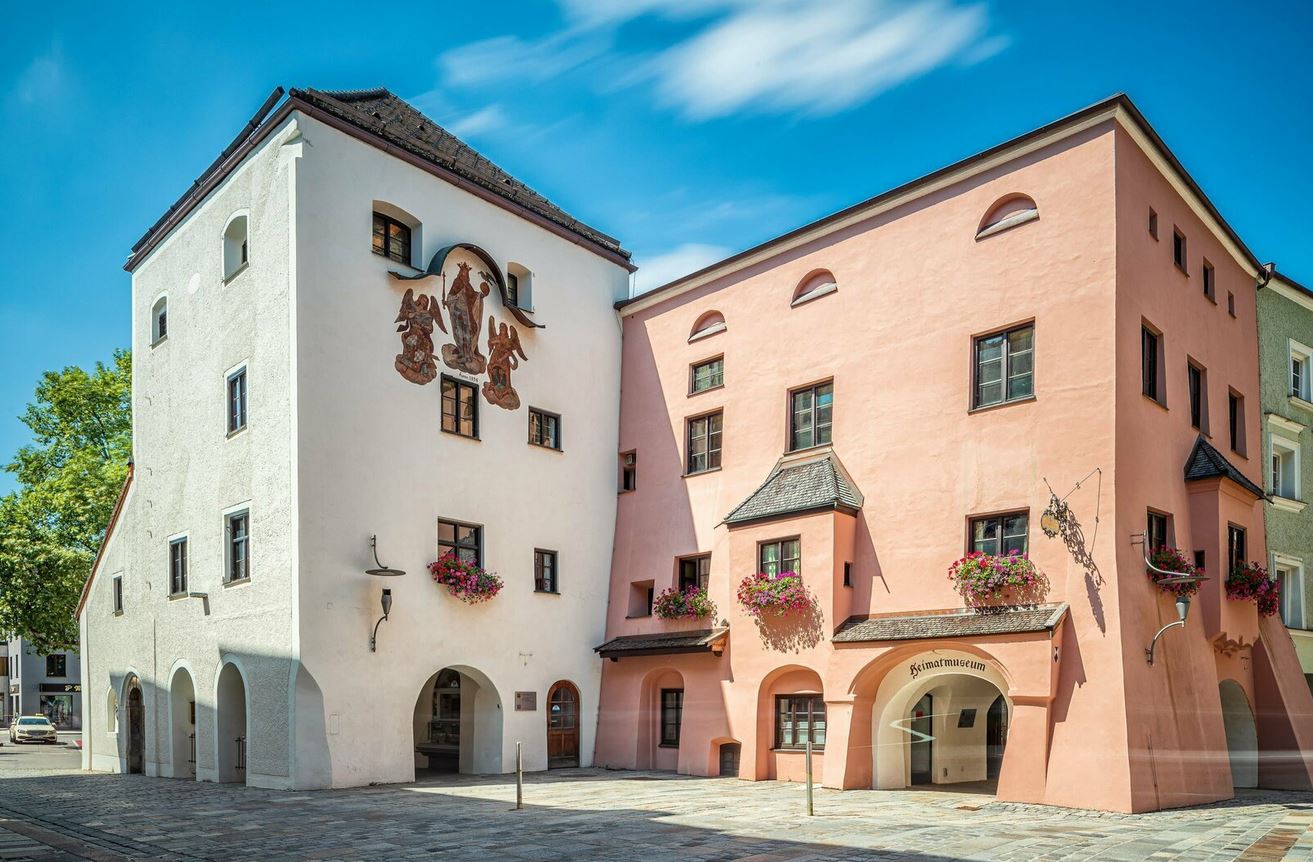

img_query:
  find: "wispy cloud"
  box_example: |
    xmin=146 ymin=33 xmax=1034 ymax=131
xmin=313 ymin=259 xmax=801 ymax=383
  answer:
xmin=633 ymin=242 xmax=733 ymax=294
xmin=12 ymin=41 xmax=64 ymax=105
xmin=447 ymin=105 xmax=509 ymax=138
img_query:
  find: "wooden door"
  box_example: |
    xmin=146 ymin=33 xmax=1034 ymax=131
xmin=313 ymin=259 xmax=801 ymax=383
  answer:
xmin=127 ymin=685 xmax=145 ymax=775
xmin=547 ymin=681 xmax=580 ymax=768
xmin=909 ymin=693 xmax=933 ymax=785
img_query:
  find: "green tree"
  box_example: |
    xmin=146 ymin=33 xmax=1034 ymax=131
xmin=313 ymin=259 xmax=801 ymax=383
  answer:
xmin=0 ymin=350 xmax=131 ymax=652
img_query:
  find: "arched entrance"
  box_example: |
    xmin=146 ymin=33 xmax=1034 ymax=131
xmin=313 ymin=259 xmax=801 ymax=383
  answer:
xmin=547 ymin=681 xmax=580 ymax=768
xmin=413 ymin=666 xmax=503 ymax=777
xmin=1219 ymin=679 xmax=1258 ymax=788
xmin=169 ymin=667 xmax=196 ymax=779
xmin=215 ymin=662 xmax=248 ymax=784
xmin=871 ymin=650 xmax=1011 ymax=792
xmin=125 ymin=677 xmax=144 ymax=775
xmin=637 ymin=668 xmax=684 ymax=771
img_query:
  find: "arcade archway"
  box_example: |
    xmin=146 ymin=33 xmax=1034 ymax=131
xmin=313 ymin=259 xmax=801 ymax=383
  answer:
xmin=413 ymin=666 xmax=503 ymax=777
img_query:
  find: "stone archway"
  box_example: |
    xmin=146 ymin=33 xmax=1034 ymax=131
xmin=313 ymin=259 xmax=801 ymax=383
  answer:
xmin=124 ymin=676 xmax=145 ymax=775
xmin=215 ymin=662 xmax=248 ymax=784
xmin=412 ymin=666 xmax=503 ymax=777
xmin=168 ymin=667 xmax=196 ymax=779
xmin=637 ymin=668 xmax=685 ymax=771
xmin=1219 ymin=679 xmax=1258 ymax=788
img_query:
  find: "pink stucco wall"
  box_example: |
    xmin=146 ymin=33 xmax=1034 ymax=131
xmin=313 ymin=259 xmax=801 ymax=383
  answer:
xmin=595 ymin=115 xmax=1313 ymax=812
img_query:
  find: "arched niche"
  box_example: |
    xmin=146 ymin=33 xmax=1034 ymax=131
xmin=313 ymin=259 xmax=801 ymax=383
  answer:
xmin=791 ymin=270 xmax=838 ymax=307
xmin=688 ymin=310 xmax=726 ymax=343
xmin=976 ymin=194 xmax=1039 ymax=240
xmin=389 ymin=242 xmax=542 ymax=329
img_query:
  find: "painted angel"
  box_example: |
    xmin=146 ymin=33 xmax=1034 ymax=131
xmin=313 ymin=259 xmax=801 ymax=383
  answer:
xmin=482 ymin=316 xmax=528 ymax=410
xmin=394 ymin=287 xmax=445 ymax=385
xmin=441 ymin=262 xmax=489 ymax=375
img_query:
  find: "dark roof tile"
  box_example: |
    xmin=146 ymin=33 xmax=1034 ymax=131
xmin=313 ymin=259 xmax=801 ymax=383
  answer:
xmin=595 ymin=628 xmax=728 ymax=658
xmin=724 ymin=449 xmax=863 ymax=526
xmin=1184 ymin=435 xmax=1264 ymax=499
xmin=833 ymin=603 xmax=1069 ymax=644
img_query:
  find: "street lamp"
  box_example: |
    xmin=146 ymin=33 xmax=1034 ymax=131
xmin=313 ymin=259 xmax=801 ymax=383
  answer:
xmin=370 ymin=588 xmax=393 ymax=653
xmin=365 ymin=535 xmax=404 ymax=653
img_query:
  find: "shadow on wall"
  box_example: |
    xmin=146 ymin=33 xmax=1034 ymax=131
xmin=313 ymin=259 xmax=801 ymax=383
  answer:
xmin=753 ymin=603 xmax=825 ymax=653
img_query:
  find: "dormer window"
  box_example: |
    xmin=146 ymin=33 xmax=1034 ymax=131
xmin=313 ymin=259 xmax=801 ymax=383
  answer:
xmin=151 ymin=296 xmax=168 ymax=345
xmin=976 ymin=194 xmax=1038 ymax=240
xmin=372 ymin=212 xmax=412 ymax=265
xmin=223 ymin=214 xmax=249 ymax=281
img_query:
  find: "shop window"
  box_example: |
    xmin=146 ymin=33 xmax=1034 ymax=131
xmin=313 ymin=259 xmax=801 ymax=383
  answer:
xmin=775 ymin=695 xmax=826 ymax=750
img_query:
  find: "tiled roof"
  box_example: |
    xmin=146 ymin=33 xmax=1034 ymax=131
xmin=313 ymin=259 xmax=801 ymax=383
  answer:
xmin=724 ymin=449 xmax=863 ymax=526
xmin=1184 ymin=435 xmax=1264 ymax=499
xmin=833 ymin=603 xmax=1069 ymax=644
xmin=595 ymin=628 xmax=729 ymax=659
xmin=292 ymin=88 xmax=629 ymax=261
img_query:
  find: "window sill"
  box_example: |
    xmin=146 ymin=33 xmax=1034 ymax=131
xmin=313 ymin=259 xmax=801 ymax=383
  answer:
xmin=618 ymin=488 xmax=636 ymax=495
xmin=226 ymin=425 xmax=249 ymax=440
xmin=168 ymin=592 xmax=189 ymax=601
xmin=771 ymin=748 xmax=825 ymax=754
xmin=1142 ymin=393 xmax=1169 ymax=412
xmin=375 ymin=252 xmax=422 ymax=274
xmin=528 ymin=442 xmax=563 ymax=452
xmin=534 ymin=589 xmax=561 ymax=596
xmin=785 ymin=442 xmax=834 ymax=457
xmin=223 ymin=262 xmax=250 ymax=285
xmin=1205 ymin=293 xmax=1218 ymax=305
xmin=683 ymin=466 xmax=723 ymax=479
xmin=150 ymin=335 xmax=168 ymax=349
xmin=625 ymin=613 xmax=653 ymax=620
xmin=790 ymin=283 xmax=838 ymax=307
xmin=440 ymin=429 xmax=481 ymax=442
xmin=968 ymin=395 xmax=1036 ymax=415
xmin=1289 ymin=395 xmax=1313 ymax=414
xmin=1271 ymin=496 xmax=1307 ymax=514
xmin=688 ymin=384 xmax=725 ymax=398
xmin=658 ymin=743 xmax=680 ymax=749
xmin=223 ymin=577 xmax=251 ymax=589
xmin=113 ymin=609 xmax=124 ymax=617
xmin=1174 ymin=262 xmax=1189 ymax=277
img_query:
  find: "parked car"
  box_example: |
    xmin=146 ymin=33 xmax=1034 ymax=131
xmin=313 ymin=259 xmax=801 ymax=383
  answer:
xmin=9 ymin=715 xmax=58 ymax=744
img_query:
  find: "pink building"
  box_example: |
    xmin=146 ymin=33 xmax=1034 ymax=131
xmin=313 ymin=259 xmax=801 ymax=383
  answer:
xmin=594 ymin=95 xmax=1313 ymax=813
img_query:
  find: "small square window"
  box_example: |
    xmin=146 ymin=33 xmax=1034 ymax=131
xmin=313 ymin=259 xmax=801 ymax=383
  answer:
xmin=1148 ymin=208 xmax=1158 ymax=239
xmin=438 ymin=519 xmax=482 ymax=566
xmin=678 ymin=555 xmax=711 ymax=591
xmin=46 ymin=654 xmax=67 ymax=678
xmin=775 ymin=695 xmax=826 ymax=750
xmin=759 ymin=539 xmax=801 ymax=576
xmin=973 ymin=325 xmax=1033 ymax=409
xmin=169 ymin=537 xmax=189 ymax=596
xmin=372 ymin=212 xmax=412 ymax=265
xmin=441 ymin=376 xmax=479 ymax=439
xmin=528 ymin=408 xmax=560 ymax=449
xmin=628 ymin=580 xmax=654 ymax=617
xmin=1173 ymin=229 xmax=1187 ymax=272
xmin=690 ymin=357 xmax=725 ymax=394
xmin=227 ymin=367 xmax=248 ymax=435
xmin=686 ymin=411 xmax=723 ymax=474
xmin=970 ymin=512 xmax=1028 ymax=556
xmin=534 ymin=549 xmax=558 ymax=593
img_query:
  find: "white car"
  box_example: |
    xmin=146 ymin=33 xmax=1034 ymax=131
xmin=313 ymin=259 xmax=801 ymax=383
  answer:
xmin=8 ymin=715 xmax=58 ymax=744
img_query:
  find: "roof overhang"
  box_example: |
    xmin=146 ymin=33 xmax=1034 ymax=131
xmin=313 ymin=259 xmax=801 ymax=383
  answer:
xmin=833 ymin=602 xmax=1070 ymax=645
xmin=595 ymin=628 xmax=729 ymax=661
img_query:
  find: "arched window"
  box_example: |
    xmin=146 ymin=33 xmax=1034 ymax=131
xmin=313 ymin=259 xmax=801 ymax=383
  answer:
xmin=791 ymin=270 xmax=838 ymax=307
xmin=151 ymin=295 xmax=168 ymax=344
xmin=223 ymin=214 xmax=249 ymax=281
xmin=688 ymin=310 xmax=726 ymax=343
xmin=372 ymin=201 xmax=421 ymax=268
xmin=506 ymin=262 xmax=532 ymax=310
xmin=106 ymin=686 xmax=118 ymax=733
xmin=976 ymin=194 xmax=1038 ymax=240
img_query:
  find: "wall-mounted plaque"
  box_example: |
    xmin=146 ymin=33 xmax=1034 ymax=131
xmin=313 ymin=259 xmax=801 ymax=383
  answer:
xmin=957 ymin=708 xmax=977 ymax=728
xmin=515 ymin=691 xmax=537 ymax=711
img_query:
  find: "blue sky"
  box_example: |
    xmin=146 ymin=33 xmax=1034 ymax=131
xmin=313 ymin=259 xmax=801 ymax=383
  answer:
xmin=2 ymin=1 xmax=1311 ymax=493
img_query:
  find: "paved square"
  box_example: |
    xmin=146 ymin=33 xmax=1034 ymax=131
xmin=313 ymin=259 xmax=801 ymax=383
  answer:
xmin=2 ymin=747 xmax=1313 ymax=861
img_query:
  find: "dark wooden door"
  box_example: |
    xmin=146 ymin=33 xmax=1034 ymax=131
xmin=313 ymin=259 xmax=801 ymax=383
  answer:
xmin=718 ymin=742 xmax=741 ymax=777
xmin=547 ymin=681 xmax=580 ymax=768
xmin=909 ymin=694 xmax=933 ymax=785
xmin=127 ymin=685 xmax=144 ymax=775
xmin=986 ymin=695 xmax=1008 ymax=780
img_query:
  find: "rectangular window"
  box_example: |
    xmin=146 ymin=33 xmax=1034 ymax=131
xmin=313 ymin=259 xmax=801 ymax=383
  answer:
xmin=1142 ymin=326 xmax=1161 ymax=403
xmin=686 ymin=411 xmax=723 ymax=474
xmin=1147 ymin=510 xmax=1169 ymax=552
xmin=45 ymin=655 xmax=66 ymax=678
xmin=678 ymin=555 xmax=711 ymax=591
xmin=660 ymin=689 xmax=684 ymax=746
xmin=1228 ymin=291 xmax=1236 ymax=317
xmin=441 ymin=376 xmax=479 ymax=439
xmin=528 ymin=408 xmax=560 ymax=449
xmin=154 ymin=303 xmax=167 ymax=342
xmin=112 ymin=575 xmax=123 ymax=614
xmin=1276 ymin=560 xmax=1306 ymax=630
xmin=227 ymin=367 xmax=247 ymax=434
xmin=1229 ymin=391 xmax=1245 ymax=455
xmin=1290 ymin=341 xmax=1312 ymax=401
xmin=1173 ymin=228 xmax=1187 ymax=272
xmin=371 ymin=212 xmax=412 ymax=265
xmin=227 ymin=511 xmax=250 ymax=583
xmin=438 ymin=519 xmax=481 ymax=566
xmin=1271 ymin=436 xmax=1300 ymax=500
xmin=690 ymin=357 xmax=725 ymax=394
xmin=790 ymin=381 xmax=834 ymax=450
xmin=534 ymin=549 xmax=558 ymax=593
xmin=506 ymin=273 xmax=519 ymax=308
xmin=169 ymin=537 xmax=188 ymax=596
xmin=973 ymin=325 xmax=1034 ymax=409
xmin=843 ymin=561 xmax=852 ymax=587
xmin=759 ymin=539 xmax=801 ymax=576
xmin=620 ymin=451 xmax=637 ymax=492
xmin=1203 ymin=261 xmax=1215 ymax=300
xmin=1148 ymin=208 xmax=1158 ymax=239
xmin=970 ymin=512 xmax=1029 ymax=556
xmin=775 ymin=695 xmax=826 ymax=750
xmin=1228 ymin=525 xmax=1246 ymax=573
xmin=1188 ymin=362 xmax=1206 ymax=431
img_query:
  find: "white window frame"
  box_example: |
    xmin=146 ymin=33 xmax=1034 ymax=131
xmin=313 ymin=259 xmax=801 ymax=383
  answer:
xmin=1290 ymin=339 xmax=1313 ymax=406
xmin=1270 ymin=433 xmax=1301 ymax=503
xmin=1273 ymin=554 xmax=1306 ymax=630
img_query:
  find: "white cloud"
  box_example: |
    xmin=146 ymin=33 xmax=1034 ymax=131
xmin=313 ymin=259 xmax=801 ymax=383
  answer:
xmin=438 ymin=30 xmax=610 ymax=88
xmin=13 ymin=42 xmax=64 ymax=105
xmin=652 ymin=0 xmax=991 ymax=119
xmin=447 ymin=105 xmax=509 ymax=138
xmin=633 ymin=243 xmax=733 ymax=294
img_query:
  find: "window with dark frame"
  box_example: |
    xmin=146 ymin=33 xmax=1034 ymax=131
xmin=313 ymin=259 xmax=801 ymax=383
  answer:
xmin=1194 ymin=550 xmax=1206 ymax=573
xmin=970 ymin=512 xmax=1028 ymax=555
xmin=1148 ymin=208 xmax=1158 ymax=239
xmin=1147 ymin=511 xmax=1168 ymax=552
xmin=227 ymin=511 xmax=249 ymax=583
xmin=1203 ymin=261 xmax=1215 ymax=300
xmin=506 ymin=273 xmax=520 ymax=308
xmin=438 ymin=519 xmax=481 ymax=566
xmin=1228 ymin=291 xmax=1236 ymax=317
xmin=973 ymin=325 xmax=1033 ymax=409
xmin=620 ymin=451 xmax=637 ymax=491
xmin=775 ymin=695 xmax=826 ymax=750
xmin=1173 ymin=228 xmax=1187 ymax=271
xmin=690 ymin=357 xmax=725 ymax=393
xmin=371 ymin=212 xmax=412 ymax=265
xmin=112 ymin=575 xmax=123 ymax=614
xmin=227 ymin=368 xmax=247 ymax=434
xmin=660 ymin=689 xmax=684 ymax=746
xmin=1142 ymin=326 xmax=1161 ymax=402
xmin=1188 ymin=362 xmax=1204 ymax=430
xmin=1229 ymin=391 xmax=1244 ymax=454
xmin=678 ymin=555 xmax=711 ymax=591
xmin=843 ymin=562 xmax=852 ymax=587
xmin=534 ymin=549 xmax=558 ymax=593
xmin=1227 ymin=524 xmax=1246 ymax=573
xmin=46 ymin=655 xmax=66 ymax=678
xmin=441 ymin=376 xmax=479 ymax=438
xmin=153 ymin=299 xmax=168 ymax=342
xmin=790 ymin=381 xmax=834 ymax=450
xmin=686 ymin=411 xmax=723 ymax=473
xmin=529 ymin=408 xmax=560 ymax=449
xmin=759 ymin=539 xmax=801 ymax=576
xmin=169 ymin=537 xmax=188 ymax=596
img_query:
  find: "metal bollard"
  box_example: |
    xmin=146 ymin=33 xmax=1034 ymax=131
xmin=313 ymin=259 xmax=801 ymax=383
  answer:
xmin=805 ymin=738 xmax=814 ymax=816
xmin=515 ymin=741 xmax=523 ymax=810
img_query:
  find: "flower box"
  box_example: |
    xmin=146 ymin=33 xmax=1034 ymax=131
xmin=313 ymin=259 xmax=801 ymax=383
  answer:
xmin=1226 ymin=561 xmax=1279 ymax=617
xmin=736 ymin=572 xmax=812 ymax=619
xmin=1146 ymin=547 xmax=1203 ymax=598
xmin=428 ymin=553 xmax=504 ymax=604
xmin=948 ymin=551 xmax=1047 ymax=608
xmin=653 ymin=586 xmax=716 ymax=620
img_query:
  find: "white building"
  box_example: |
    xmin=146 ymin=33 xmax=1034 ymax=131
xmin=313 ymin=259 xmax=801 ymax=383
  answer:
xmin=78 ymin=87 xmax=633 ymax=788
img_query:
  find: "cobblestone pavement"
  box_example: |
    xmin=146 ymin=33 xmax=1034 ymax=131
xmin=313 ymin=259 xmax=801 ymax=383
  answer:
xmin=2 ymin=759 xmax=1313 ymax=861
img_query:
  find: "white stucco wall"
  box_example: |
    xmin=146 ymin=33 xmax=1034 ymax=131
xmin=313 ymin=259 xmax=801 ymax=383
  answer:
xmin=290 ymin=112 xmax=628 ymax=787
xmin=80 ymin=116 xmax=301 ymax=788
